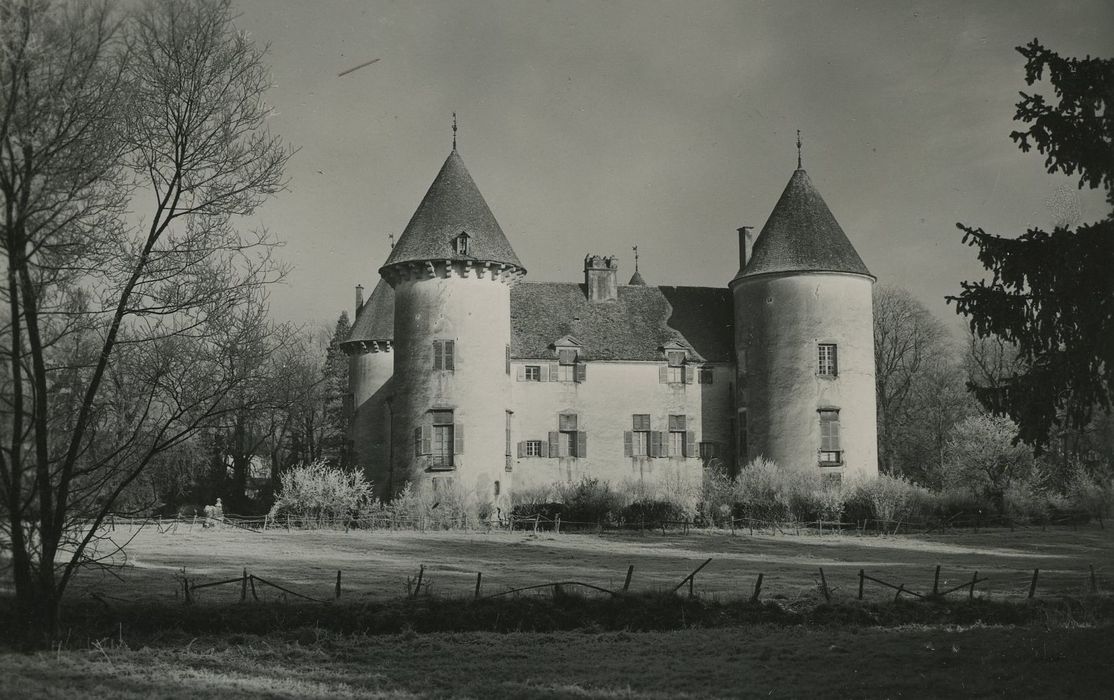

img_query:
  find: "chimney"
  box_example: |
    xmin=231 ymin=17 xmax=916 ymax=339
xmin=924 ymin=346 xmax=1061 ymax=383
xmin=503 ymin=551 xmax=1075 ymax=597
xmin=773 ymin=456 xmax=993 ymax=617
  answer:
xmin=737 ymin=226 xmax=753 ymax=272
xmin=355 ymin=284 xmax=365 ymax=314
xmin=584 ymin=254 xmax=619 ymax=302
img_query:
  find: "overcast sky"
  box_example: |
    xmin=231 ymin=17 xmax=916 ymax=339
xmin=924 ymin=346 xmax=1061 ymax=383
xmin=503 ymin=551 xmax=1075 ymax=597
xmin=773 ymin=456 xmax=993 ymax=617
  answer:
xmin=234 ymin=0 xmax=1113 ymax=333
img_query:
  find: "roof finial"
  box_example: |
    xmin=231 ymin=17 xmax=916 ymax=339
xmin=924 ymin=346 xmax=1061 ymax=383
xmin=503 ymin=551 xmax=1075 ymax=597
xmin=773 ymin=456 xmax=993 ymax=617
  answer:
xmin=388 ymin=233 xmax=395 ymax=249
xmin=796 ymin=129 xmax=802 ymax=169
xmin=452 ymin=112 xmax=458 ymax=151
xmin=632 ymin=245 xmax=639 ymax=272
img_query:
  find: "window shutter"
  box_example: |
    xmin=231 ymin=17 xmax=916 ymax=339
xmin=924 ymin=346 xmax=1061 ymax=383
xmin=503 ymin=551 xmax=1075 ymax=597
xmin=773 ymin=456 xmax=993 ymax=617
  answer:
xmin=549 ymin=363 xmax=560 ymax=381
xmin=506 ymin=345 xmax=511 ymax=375
xmin=433 ymin=341 xmax=443 ymax=370
xmin=516 ymin=365 xmax=526 ymax=381
xmin=575 ymin=363 xmax=587 ymax=383
xmin=623 ymin=431 xmax=633 ymax=457
xmin=650 ymin=431 xmax=661 ymax=458
xmin=540 ymin=438 xmax=550 ymax=458
xmin=685 ymin=432 xmax=697 ymax=458
xmin=832 ymin=347 xmax=838 ymax=376
xmin=660 ymin=431 xmax=671 ymax=457
xmin=659 ymin=365 xmax=668 ymax=383
xmin=538 ymin=364 xmax=548 ymax=382
xmin=444 ymin=340 xmax=455 ymax=371
xmin=454 ymin=423 xmax=464 ymax=454
xmin=414 ymin=426 xmax=422 ymax=456
xmin=517 ymin=441 xmax=526 ymax=458
xmin=420 ymin=424 xmax=432 ymax=456
xmin=577 ymin=431 xmax=587 ymax=458
xmin=684 ymin=366 xmax=696 ymax=384
xmin=548 ymin=431 xmax=559 ymax=457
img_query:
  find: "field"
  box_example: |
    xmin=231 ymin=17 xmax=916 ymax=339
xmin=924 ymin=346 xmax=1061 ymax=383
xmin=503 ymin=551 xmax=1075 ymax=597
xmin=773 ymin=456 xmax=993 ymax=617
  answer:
xmin=4 ymin=524 xmax=1114 ymax=698
xmin=62 ymin=521 xmax=1114 ymax=603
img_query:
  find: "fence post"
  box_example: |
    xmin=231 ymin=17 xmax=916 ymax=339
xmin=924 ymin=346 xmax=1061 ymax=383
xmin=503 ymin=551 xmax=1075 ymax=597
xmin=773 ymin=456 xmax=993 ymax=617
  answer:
xmin=688 ymin=575 xmax=694 ymax=598
xmin=858 ymin=569 xmax=865 ymax=600
xmin=1028 ymin=569 xmax=1039 ymax=599
xmin=184 ymin=578 xmax=192 ymax=605
xmin=335 ymin=570 xmax=342 ymax=600
xmin=933 ymin=565 xmax=941 ymax=596
xmin=818 ymin=567 xmax=831 ymax=603
xmin=751 ymin=573 xmax=764 ymax=603
xmin=555 ymin=513 xmax=561 ymax=534
xmin=623 ymin=565 xmax=634 ymax=592
xmin=241 ymin=568 xmax=248 ymax=603
xmin=969 ymin=570 xmax=978 ymax=601
xmin=474 ymin=572 xmax=482 ymax=599
xmin=894 ymin=584 xmax=905 ymax=602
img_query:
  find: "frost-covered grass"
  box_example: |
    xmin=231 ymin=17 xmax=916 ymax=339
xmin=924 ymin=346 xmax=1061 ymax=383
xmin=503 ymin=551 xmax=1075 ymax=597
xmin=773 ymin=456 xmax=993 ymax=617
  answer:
xmin=4 ymin=624 xmax=1112 ymax=699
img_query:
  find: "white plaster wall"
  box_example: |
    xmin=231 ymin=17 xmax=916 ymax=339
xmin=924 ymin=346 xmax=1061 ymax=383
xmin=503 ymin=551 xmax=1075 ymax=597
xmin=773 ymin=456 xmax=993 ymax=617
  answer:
xmin=508 ymin=361 xmax=734 ymax=496
xmin=390 ymin=272 xmax=513 ymax=507
xmin=349 ymin=349 xmax=393 ymax=497
xmin=732 ymin=272 xmax=878 ymax=481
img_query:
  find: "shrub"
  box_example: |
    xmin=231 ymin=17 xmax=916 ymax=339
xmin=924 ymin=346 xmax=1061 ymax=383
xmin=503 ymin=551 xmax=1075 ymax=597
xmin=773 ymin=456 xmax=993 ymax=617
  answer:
xmin=622 ymin=499 xmax=688 ymax=526
xmin=555 ymin=476 xmax=625 ymax=526
xmin=846 ymin=473 xmax=927 ymax=526
xmin=269 ymin=460 xmax=374 ymax=526
xmin=382 ymin=481 xmax=475 ymax=529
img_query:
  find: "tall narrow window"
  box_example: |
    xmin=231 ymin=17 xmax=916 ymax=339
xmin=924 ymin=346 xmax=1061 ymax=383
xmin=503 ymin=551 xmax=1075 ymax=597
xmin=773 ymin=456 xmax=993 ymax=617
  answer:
xmin=430 ymin=409 xmax=455 ymax=469
xmin=666 ymin=350 xmax=685 ymax=383
xmin=818 ymin=344 xmax=838 ymax=377
xmin=551 ymin=413 xmax=585 ymax=458
xmin=668 ymin=415 xmax=695 ymax=458
xmin=818 ymin=409 xmax=842 ymax=465
xmin=433 ymin=340 xmax=455 ymax=371
xmin=557 ymin=349 xmax=578 ymax=382
xmin=629 ymin=414 xmax=651 ymax=456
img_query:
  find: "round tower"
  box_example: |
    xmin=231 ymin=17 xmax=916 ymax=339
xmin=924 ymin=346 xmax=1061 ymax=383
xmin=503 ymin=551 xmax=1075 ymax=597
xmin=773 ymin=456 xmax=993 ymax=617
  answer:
xmin=379 ymin=148 xmax=525 ymax=508
xmin=342 ymin=278 xmax=395 ymax=497
xmin=730 ymin=166 xmax=878 ymax=483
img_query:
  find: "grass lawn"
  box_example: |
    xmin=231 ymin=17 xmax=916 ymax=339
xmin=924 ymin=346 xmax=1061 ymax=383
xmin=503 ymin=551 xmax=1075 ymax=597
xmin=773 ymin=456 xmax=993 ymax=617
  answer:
xmin=4 ymin=624 xmax=1113 ymax=699
xmin=53 ymin=522 xmax=1114 ymax=605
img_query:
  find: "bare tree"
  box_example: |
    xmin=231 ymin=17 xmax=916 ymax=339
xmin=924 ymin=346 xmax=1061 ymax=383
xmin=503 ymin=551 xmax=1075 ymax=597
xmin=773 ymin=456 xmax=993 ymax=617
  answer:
xmin=0 ymin=0 xmax=290 ymax=647
xmin=873 ymin=285 xmax=956 ymax=477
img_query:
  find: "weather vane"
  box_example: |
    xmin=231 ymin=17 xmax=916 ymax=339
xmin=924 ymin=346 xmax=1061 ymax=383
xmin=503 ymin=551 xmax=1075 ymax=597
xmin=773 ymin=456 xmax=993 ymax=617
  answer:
xmin=632 ymin=245 xmax=639 ymax=272
xmin=796 ymin=129 xmax=802 ymax=169
xmin=452 ymin=112 xmax=458 ymax=151
xmin=388 ymin=233 xmax=395 ymax=249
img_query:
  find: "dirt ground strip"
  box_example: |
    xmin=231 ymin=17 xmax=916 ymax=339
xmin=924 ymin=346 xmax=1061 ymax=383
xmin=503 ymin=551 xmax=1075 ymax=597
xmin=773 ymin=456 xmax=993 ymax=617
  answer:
xmin=51 ymin=523 xmax=1113 ymax=605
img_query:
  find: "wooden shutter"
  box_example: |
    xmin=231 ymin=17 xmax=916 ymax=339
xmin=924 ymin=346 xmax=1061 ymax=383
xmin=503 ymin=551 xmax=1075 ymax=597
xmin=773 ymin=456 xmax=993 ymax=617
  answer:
xmin=420 ymin=424 xmax=432 ymax=456
xmin=650 ymin=431 xmax=662 ymax=458
xmin=506 ymin=344 xmax=511 ymax=375
xmin=540 ymin=438 xmax=550 ymax=458
xmin=624 ymin=431 xmax=633 ymax=457
xmin=453 ymin=423 xmax=464 ymax=454
xmin=549 ymin=363 xmax=560 ymax=381
xmin=516 ymin=365 xmax=526 ymax=381
xmin=548 ymin=431 xmax=559 ymax=457
xmin=832 ymin=347 xmax=838 ymax=376
xmin=575 ymin=363 xmax=587 ymax=383
xmin=444 ymin=340 xmax=455 ymax=371
xmin=684 ymin=366 xmax=696 ymax=384
xmin=539 ymin=364 xmax=549 ymax=382
xmin=433 ymin=341 xmax=443 ymax=370
xmin=517 ymin=441 xmax=526 ymax=458
xmin=659 ymin=365 xmax=668 ymax=383
xmin=577 ymin=431 xmax=587 ymax=458
xmin=660 ymin=431 xmax=671 ymax=457
xmin=685 ymin=432 xmax=697 ymax=458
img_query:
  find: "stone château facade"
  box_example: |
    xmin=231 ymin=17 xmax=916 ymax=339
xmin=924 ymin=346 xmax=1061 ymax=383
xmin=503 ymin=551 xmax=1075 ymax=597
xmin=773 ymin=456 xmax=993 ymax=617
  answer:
xmin=342 ymin=144 xmax=878 ymax=507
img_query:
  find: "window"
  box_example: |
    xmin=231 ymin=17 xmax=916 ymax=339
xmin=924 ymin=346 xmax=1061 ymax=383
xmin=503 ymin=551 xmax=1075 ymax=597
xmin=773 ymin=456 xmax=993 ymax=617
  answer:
xmin=819 ymin=409 xmax=842 ymax=464
xmin=660 ymin=349 xmax=694 ymax=384
xmin=433 ymin=340 xmax=455 ymax=371
xmin=698 ymin=367 xmax=714 ymax=384
xmin=524 ymin=440 xmax=543 ymax=457
xmin=549 ymin=413 xmax=586 ymax=457
xmin=431 ymin=410 xmax=456 ymax=469
xmin=631 ymin=414 xmax=651 ymax=456
xmin=558 ymin=349 xmax=577 ymax=365
xmin=454 ymin=231 xmax=470 ymax=255
xmin=525 ymin=365 xmax=541 ymax=381
xmin=818 ymin=344 xmax=838 ymax=377
xmin=668 ymin=415 xmax=696 ymax=458
xmin=555 ymin=349 xmax=586 ymax=382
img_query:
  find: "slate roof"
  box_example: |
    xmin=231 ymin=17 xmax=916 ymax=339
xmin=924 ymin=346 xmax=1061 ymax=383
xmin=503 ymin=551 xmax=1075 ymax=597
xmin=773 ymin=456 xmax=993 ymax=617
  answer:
xmin=345 ymin=278 xmax=394 ymax=343
xmin=382 ymin=149 xmax=523 ymax=270
xmin=510 ymin=282 xmax=733 ymax=362
xmin=734 ymin=169 xmax=871 ymax=282
xmin=628 ymin=270 xmax=647 ymax=286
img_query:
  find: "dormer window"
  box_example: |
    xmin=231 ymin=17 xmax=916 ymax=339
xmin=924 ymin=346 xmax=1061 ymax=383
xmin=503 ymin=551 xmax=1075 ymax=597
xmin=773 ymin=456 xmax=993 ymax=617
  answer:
xmin=659 ymin=343 xmax=695 ymax=384
xmin=550 ymin=336 xmax=587 ymax=383
xmin=454 ymin=231 xmax=471 ymax=256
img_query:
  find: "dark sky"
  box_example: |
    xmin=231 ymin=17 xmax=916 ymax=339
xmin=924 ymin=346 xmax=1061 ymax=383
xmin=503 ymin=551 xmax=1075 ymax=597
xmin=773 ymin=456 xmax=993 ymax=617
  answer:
xmin=234 ymin=0 xmax=1113 ymax=332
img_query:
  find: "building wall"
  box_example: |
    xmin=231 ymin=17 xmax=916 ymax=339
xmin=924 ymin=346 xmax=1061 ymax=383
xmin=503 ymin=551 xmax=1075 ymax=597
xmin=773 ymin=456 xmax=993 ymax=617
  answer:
xmin=387 ymin=265 xmax=514 ymax=506
xmin=348 ymin=346 xmax=393 ymax=497
xmin=733 ymin=271 xmax=878 ymax=481
xmin=509 ymin=361 xmax=734 ymax=496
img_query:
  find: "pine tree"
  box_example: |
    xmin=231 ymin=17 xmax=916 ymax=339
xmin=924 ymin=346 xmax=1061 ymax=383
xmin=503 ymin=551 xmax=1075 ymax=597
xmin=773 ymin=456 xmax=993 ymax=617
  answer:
xmin=322 ymin=311 xmax=352 ymax=466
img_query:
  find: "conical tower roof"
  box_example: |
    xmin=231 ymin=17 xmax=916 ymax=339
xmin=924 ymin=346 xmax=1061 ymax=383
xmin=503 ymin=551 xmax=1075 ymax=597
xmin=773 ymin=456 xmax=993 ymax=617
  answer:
xmin=734 ymin=169 xmax=871 ymax=282
xmin=344 ymin=278 xmax=394 ymax=344
xmin=627 ymin=270 xmax=647 ymax=286
xmin=381 ymin=149 xmax=523 ymax=270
